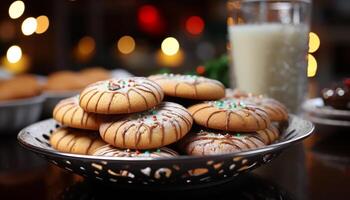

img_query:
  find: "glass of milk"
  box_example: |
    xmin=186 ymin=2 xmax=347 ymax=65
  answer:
xmin=227 ymin=0 xmax=311 ymax=113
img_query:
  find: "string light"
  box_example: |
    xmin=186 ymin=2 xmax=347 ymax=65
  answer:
xmin=309 ymin=32 xmax=320 ymax=53
xmin=8 ymin=1 xmax=25 ymax=19
xmin=21 ymin=17 xmax=37 ymax=36
xmin=117 ymin=35 xmax=135 ymax=54
xmin=161 ymin=37 xmax=180 ymax=56
xmin=36 ymin=15 xmax=49 ymax=34
xmin=307 ymin=54 xmax=317 ymax=77
xmin=6 ymin=45 xmax=22 ymax=63
xmin=185 ymin=16 xmax=204 ymax=35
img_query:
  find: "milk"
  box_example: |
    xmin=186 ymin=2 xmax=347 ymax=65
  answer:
xmin=228 ymin=24 xmax=309 ymax=112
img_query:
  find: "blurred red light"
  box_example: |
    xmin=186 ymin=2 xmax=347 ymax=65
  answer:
xmin=196 ymin=65 xmax=206 ymax=75
xmin=186 ymin=16 xmax=204 ymax=35
xmin=138 ymin=5 xmax=158 ymax=24
xmin=138 ymin=5 xmax=164 ymax=35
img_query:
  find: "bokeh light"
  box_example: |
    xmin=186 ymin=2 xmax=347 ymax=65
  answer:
xmin=156 ymin=49 xmax=184 ymax=67
xmin=75 ymin=36 xmax=95 ymax=62
xmin=138 ymin=5 xmax=163 ymax=34
xmin=36 ymin=15 xmax=49 ymax=34
xmin=185 ymin=16 xmax=204 ymax=35
xmin=21 ymin=17 xmax=37 ymax=36
xmin=161 ymin=37 xmax=180 ymax=56
xmin=117 ymin=35 xmax=136 ymax=54
xmin=8 ymin=1 xmax=25 ymax=19
xmin=2 ymin=54 xmax=29 ymax=74
xmin=6 ymin=45 xmax=22 ymax=63
xmin=307 ymin=54 xmax=317 ymax=77
xmin=196 ymin=65 xmax=206 ymax=75
xmin=309 ymin=32 xmax=320 ymax=53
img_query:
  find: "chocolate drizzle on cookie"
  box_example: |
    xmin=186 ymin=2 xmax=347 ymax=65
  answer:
xmin=189 ymin=99 xmax=270 ymax=132
xmin=92 ymin=145 xmax=178 ymax=158
xmin=79 ymin=77 xmax=164 ymax=114
xmin=100 ymin=102 xmax=193 ymax=149
xmin=179 ymin=130 xmax=266 ymax=156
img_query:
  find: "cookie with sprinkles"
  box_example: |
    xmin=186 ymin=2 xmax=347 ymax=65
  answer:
xmin=100 ymin=102 xmax=193 ymax=149
xmin=79 ymin=77 xmax=164 ymax=114
xmin=92 ymin=145 xmax=178 ymax=158
xmin=148 ymin=73 xmax=225 ymax=100
xmin=50 ymin=128 xmax=106 ymax=155
xmin=225 ymin=90 xmax=288 ymax=121
xmin=178 ymin=130 xmax=266 ymax=156
xmin=53 ymin=96 xmax=111 ymax=130
xmin=188 ymin=99 xmax=270 ymax=131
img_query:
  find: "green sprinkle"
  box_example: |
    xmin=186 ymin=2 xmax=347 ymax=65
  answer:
xmin=144 ymin=151 xmax=150 ymax=155
xmin=151 ymin=110 xmax=157 ymax=115
xmin=236 ymin=133 xmax=241 ymax=137
xmin=156 ymin=149 xmax=161 ymax=153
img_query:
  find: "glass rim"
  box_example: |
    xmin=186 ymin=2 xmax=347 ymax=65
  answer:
xmin=229 ymin=0 xmax=311 ymax=3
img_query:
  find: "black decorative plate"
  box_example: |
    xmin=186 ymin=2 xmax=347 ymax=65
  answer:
xmin=17 ymin=115 xmax=313 ymax=189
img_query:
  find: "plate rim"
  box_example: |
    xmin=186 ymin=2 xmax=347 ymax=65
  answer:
xmin=17 ymin=114 xmax=314 ymax=162
xmin=302 ymin=98 xmax=350 ymax=117
xmin=0 ymin=94 xmax=45 ymax=107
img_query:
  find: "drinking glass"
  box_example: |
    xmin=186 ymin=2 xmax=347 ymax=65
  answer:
xmin=227 ymin=0 xmax=311 ymax=113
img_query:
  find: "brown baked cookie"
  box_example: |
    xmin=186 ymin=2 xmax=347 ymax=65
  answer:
xmin=256 ymin=124 xmax=280 ymax=144
xmin=80 ymin=67 xmax=110 ymax=85
xmin=50 ymin=128 xmax=106 ymax=155
xmin=148 ymin=74 xmax=225 ymax=100
xmin=100 ymin=102 xmax=193 ymax=149
xmin=0 ymin=74 xmax=41 ymax=101
xmin=225 ymin=89 xmax=288 ymax=121
xmin=79 ymin=77 xmax=164 ymax=114
xmin=53 ymin=96 xmax=111 ymax=130
xmin=92 ymin=145 xmax=178 ymax=158
xmin=188 ymin=99 xmax=270 ymax=132
xmin=179 ymin=130 xmax=266 ymax=156
xmin=243 ymin=96 xmax=288 ymax=122
xmin=44 ymin=70 xmax=87 ymax=91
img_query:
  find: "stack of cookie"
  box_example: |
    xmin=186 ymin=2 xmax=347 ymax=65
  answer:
xmin=50 ymin=77 xmax=193 ymax=158
xmin=49 ymin=73 xmax=288 ymax=158
xmin=178 ymin=91 xmax=287 ymax=156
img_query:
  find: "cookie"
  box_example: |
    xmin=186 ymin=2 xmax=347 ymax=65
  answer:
xmin=149 ymin=74 xmax=225 ymax=100
xmin=243 ymin=96 xmax=288 ymax=121
xmin=179 ymin=130 xmax=266 ymax=156
xmin=188 ymin=99 xmax=270 ymax=131
xmin=53 ymin=96 xmax=111 ymax=130
xmin=44 ymin=70 xmax=87 ymax=91
xmin=50 ymin=128 xmax=106 ymax=155
xmin=225 ymin=89 xmax=288 ymax=121
xmin=79 ymin=77 xmax=164 ymax=114
xmin=92 ymin=145 xmax=178 ymax=158
xmin=80 ymin=67 xmax=110 ymax=84
xmin=0 ymin=74 xmax=41 ymax=101
xmin=256 ymin=124 xmax=280 ymax=144
xmin=100 ymin=102 xmax=193 ymax=149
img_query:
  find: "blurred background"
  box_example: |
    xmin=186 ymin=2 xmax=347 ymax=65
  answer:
xmin=1 ymin=0 xmax=347 ymax=89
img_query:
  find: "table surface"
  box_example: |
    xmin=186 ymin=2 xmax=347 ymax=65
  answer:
xmin=0 ymin=126 xmax=349 ymax=200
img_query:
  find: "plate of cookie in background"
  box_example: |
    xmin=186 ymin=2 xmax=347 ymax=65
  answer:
xmin=17 ymin=74 xmax=314 ymax=188
xmin=0 ymin=74 xmax=45 ymax=133
xmin=42 ymin=67 xmax=133 ymax=117
xmin=302 ymin=78 xmax=350 ymax=127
